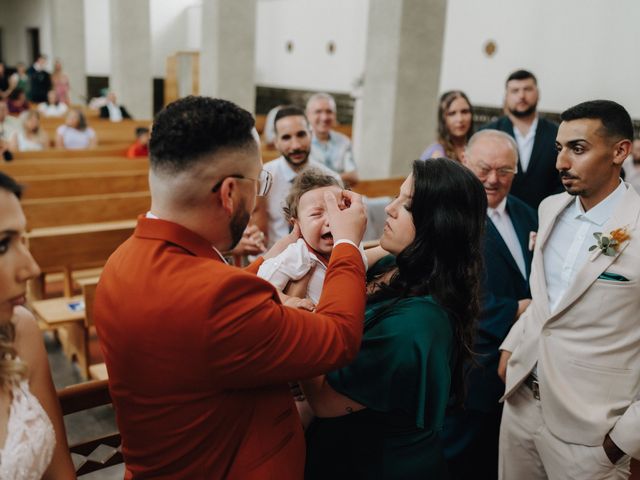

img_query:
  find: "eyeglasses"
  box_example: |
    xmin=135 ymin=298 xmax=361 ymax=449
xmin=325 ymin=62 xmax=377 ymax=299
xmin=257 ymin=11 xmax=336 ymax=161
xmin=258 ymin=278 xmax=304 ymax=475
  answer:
xmin=473 ymin=162 xmax=518 ymax=179
xmin=211 ymin=169 xmax=273 ymax=197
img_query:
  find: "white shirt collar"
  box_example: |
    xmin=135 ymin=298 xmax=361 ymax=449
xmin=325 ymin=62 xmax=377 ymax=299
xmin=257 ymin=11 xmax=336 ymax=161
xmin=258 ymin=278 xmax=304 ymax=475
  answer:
xmin=514 ymin=116 xmax=538 ymax=140
xmin=487 ymin=196 xmax=508 ymax=217
xmin=277 ymin=156 xmax=304 ymax=183
xmin=572 ymin=180 xmax=626 ymax=226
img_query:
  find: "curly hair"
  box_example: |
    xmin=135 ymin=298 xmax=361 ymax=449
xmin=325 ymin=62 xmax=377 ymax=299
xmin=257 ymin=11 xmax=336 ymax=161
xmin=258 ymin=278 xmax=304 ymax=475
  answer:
xmin=0 ymin=322 xmax=27 ymax=388
xmin=436 ymin=90 xmax=474 ymax=162
xmin=282 ymin=169 xmax=341 ymax=222
xmin=368 ymin=159 xmax=486 ymax=405
xmin=0 ymin=172 xmax=28 ymax=388
xmin=149 ymin=96 xmax=256 ymax=174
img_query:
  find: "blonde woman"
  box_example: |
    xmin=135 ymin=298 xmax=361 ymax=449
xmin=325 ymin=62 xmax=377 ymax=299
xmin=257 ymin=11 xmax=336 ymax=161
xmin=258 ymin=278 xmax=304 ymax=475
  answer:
xmin=0 ymin=173 xmax=75 ymax=479
xmin=9 ymin=110 xmax=49 ymax=152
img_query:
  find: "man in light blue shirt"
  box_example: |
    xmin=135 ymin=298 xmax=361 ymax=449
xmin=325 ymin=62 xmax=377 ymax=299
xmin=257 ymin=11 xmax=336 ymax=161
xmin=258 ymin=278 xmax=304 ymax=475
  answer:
xmin=306 ymin=93 xmax=358 ymax=187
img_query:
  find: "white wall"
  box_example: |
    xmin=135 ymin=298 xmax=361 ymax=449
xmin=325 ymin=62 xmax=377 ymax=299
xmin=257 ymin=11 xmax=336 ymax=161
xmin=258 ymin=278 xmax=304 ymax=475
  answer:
xmin=83 ymin=0 xmax=110 ymax=75
xmin=0 ymin=0 xmax=53 ymax=67
xmin=84 ymin=0 xmax=201 ymax=78
xmin=254 ymin=0 xmax=369 ymax=93
xmin=150 ymin=0 xmax=201 ymax=78
xmin=440 ymin=0 xmax=640 ymax=117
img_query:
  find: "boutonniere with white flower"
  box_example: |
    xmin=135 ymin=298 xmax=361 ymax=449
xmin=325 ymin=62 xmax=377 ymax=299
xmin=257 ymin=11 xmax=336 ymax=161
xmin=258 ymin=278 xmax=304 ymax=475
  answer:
xmin=589 ymin=227 xmax=630 ymax=257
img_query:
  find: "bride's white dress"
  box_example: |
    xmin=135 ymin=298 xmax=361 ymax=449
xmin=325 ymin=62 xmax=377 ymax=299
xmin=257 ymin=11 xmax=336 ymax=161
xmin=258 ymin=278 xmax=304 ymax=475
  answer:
xmin=0 ymin=379 xmax=55 ymax=479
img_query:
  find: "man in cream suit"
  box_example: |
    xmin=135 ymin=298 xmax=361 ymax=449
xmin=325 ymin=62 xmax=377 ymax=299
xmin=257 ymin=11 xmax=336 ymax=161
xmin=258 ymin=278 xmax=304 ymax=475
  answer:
xmin=498 ymin=100 xmax=639 ymax=479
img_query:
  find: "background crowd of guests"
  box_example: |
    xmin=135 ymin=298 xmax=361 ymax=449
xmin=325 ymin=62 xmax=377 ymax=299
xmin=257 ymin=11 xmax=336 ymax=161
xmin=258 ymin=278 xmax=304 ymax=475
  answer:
xmin=1 ymin=63 xmax=640 ymax=479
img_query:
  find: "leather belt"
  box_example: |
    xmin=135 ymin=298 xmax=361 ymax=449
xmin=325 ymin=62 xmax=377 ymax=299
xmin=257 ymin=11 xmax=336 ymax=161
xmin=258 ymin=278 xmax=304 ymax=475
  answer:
xmin=523 ymin=374 xmax=540 ymax=400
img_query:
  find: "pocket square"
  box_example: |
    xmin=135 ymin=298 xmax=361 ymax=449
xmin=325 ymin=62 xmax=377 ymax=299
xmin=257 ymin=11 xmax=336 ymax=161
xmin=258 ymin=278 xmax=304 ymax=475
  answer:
xmin=598 ymin=272 xmax=630 ymax=282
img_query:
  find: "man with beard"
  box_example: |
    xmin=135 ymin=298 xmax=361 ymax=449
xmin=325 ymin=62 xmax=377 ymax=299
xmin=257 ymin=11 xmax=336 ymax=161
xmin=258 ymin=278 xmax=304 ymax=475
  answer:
xmin=254 ymin=106 xmax=341 ymax=248
xmin=481 ymin=70 xmax=562 ymax=209
xmin=498 ymin=100 xmax=640 ymax=479
xmin=93 ymin=96 xmax=369 ymax=479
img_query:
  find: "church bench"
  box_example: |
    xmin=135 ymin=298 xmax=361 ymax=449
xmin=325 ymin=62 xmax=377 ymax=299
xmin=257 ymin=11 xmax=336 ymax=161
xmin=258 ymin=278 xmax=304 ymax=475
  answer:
xmin=18 ymin=171 xmax=149 ymax=199
xmin=2 ymin=157 xmax=149 ymax=176
xmin=13 ymin=144 xmax=130 ymax=159
xmin=22 ymin=191 xmax=151 ymax=229
xmin=39 ymin=118 xmax=151 ymax=146
xmin=26 ymin=219 xmax=136 ymax=298
xmin=352 ymin=177 xmax=404 ymax=198
xmin=34 ymin=277 xmax=105 ymax=380
xmin=57 ymin=379 xmax=123 ymax=476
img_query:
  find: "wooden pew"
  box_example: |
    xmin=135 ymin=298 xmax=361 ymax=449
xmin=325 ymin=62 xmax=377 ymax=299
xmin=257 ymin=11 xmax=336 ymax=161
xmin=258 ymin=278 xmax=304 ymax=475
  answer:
xmin=58 ymin=379 xmax=123 ymax=476
xmin=27 ymin=219 xmax=136 ymax=298
xmin=32 ymin=277 xmax=104 ymax=379
xmin=13 ymin=144 xmax=130 ymax=159
xmin=2 ymin=157 xmax=149 ymax=176
xmin=352 ymin=177 xmax=404 ymax=197
xmin=39 ymin=118 xmax=151 ymax=146
xmin=22 ymin=191 xmax=151 ymax=229
xmin=19 ymin=171 xmax=149 ymax=199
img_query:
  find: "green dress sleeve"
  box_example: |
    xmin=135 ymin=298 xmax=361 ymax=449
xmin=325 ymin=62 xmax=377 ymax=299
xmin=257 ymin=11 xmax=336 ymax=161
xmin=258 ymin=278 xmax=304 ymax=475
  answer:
xmin=326 ymin=296 xmax=453 ymax=431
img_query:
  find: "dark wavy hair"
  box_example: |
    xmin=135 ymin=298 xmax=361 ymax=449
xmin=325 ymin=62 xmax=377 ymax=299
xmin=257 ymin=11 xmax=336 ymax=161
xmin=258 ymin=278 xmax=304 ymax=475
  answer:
xmin=149 ymin=96 xmax=256 ymax=174
xmin=369 ymin=158 xmax=486 ymax=404
xmin=436 ymin=90 xmax=474 ymax=162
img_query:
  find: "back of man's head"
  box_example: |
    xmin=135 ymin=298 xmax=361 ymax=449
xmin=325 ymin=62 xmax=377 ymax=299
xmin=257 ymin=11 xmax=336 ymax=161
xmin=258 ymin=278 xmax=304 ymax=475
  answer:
xmin=506 ymin=69 xmax=537 ymax=86
xmin=560 ymin=100 xmax=633 ymax=142
xmin=273 ymin=106 xmax=308 ymax=134
xmin=149 ymin=96 xmax=256 ymax=175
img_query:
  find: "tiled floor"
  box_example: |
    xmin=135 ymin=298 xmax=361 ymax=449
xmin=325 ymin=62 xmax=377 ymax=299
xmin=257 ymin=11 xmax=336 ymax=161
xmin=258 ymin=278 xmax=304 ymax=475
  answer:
xmin=46 ymin=332 xmax=124 ymax=479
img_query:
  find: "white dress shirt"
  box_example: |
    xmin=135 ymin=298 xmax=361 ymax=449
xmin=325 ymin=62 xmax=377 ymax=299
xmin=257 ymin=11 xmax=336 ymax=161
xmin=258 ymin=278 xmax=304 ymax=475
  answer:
xmin=107 ymin=102 xmax=123 ymax=122
xmin=543 ymin=181 xmax=627 ymax=313
xmin=262 ymin=156 xmax=342 ymax=248
xmin=513 ymin=117 xmax=538 ymax=173
xmin=488 ymin=197 xmax=527 ymax=279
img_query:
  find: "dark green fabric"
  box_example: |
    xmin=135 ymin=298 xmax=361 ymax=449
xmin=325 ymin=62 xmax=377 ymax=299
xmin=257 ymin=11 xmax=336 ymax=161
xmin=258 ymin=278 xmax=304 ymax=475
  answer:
xmin=306 ymin=258 xmax=454 ymax=478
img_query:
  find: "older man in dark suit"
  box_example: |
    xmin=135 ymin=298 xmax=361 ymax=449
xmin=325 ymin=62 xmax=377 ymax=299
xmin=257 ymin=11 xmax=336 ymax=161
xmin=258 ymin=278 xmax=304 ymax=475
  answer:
xmin=481 ymin=70 xmax=562 ymax=209
xmin=443 ymin=129 xmax=538 ymax=479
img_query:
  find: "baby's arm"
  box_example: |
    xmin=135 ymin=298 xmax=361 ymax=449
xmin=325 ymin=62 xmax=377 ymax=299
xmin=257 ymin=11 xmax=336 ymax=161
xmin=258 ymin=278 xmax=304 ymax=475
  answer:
xmin=257 ymin=239 xmax=312 ymax=291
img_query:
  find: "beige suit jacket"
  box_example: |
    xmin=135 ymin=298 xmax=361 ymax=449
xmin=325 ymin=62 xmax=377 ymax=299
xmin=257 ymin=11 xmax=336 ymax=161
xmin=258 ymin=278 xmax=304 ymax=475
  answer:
xmin=501 ymin=184 xmax=640 ymax=459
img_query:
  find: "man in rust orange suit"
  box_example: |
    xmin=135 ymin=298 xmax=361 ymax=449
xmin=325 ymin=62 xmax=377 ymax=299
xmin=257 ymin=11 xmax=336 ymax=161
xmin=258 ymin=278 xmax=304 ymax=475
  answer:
xmin=93 ymin=96 xmax=368 ymax=479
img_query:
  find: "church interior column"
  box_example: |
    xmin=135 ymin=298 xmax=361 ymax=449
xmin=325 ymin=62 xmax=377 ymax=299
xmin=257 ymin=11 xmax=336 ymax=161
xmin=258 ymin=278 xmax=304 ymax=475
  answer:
xmin=109 ymin=0 xmax=152 ymax=119
xmin=200 ymin=0 xmax=257 ymax=113
xmin=355 ymin=0 xmax=447 ymax=178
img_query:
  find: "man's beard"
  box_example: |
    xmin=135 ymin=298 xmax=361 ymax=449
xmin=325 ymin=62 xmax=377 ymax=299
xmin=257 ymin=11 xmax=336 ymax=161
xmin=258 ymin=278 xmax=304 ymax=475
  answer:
xmin=509 ymin=103 xmax=537 ymax=118
xmin=283 ymin=149 xmax=309 ymax=167
xmin=558 ymin=170 xmax=585 ymax=197
xmin=229 ymin=200 xmax=251 ymax=250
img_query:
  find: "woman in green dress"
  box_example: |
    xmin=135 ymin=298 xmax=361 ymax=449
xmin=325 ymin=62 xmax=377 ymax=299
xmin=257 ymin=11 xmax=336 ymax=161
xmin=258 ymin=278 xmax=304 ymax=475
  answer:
xmin=302 ymin=158 xmax=487 ymax=479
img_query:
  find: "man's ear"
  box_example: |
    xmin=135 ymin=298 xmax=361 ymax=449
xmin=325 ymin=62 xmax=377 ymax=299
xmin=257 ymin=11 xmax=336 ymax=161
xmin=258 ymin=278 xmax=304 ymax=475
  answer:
xmin=218 ymin=178 xmax=237 ymax=216
xmin=612 ymin=139 xmax=632 ymax=166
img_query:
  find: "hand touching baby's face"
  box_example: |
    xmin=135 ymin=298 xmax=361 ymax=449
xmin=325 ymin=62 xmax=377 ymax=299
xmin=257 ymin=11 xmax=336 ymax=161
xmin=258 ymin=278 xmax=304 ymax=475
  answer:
xmin=294 ymin=186 xmax=344 ymax=257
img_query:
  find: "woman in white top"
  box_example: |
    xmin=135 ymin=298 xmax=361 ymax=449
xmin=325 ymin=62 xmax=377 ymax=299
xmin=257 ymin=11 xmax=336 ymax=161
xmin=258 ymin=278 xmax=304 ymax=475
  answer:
xmin=56 ymin=108 xmax=97 ymax=150
xmin=0 ymin=173 xmax=75 ymax=479
xmin=37 ymin=90 xmax=68 ymax=118
xmin=9 ymin=111 xmax=49 ymax=152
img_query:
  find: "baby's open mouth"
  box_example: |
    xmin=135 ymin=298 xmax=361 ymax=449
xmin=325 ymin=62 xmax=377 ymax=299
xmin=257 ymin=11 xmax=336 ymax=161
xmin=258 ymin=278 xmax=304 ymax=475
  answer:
xmin=321 ymin=232 xmax=333 ymax=241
